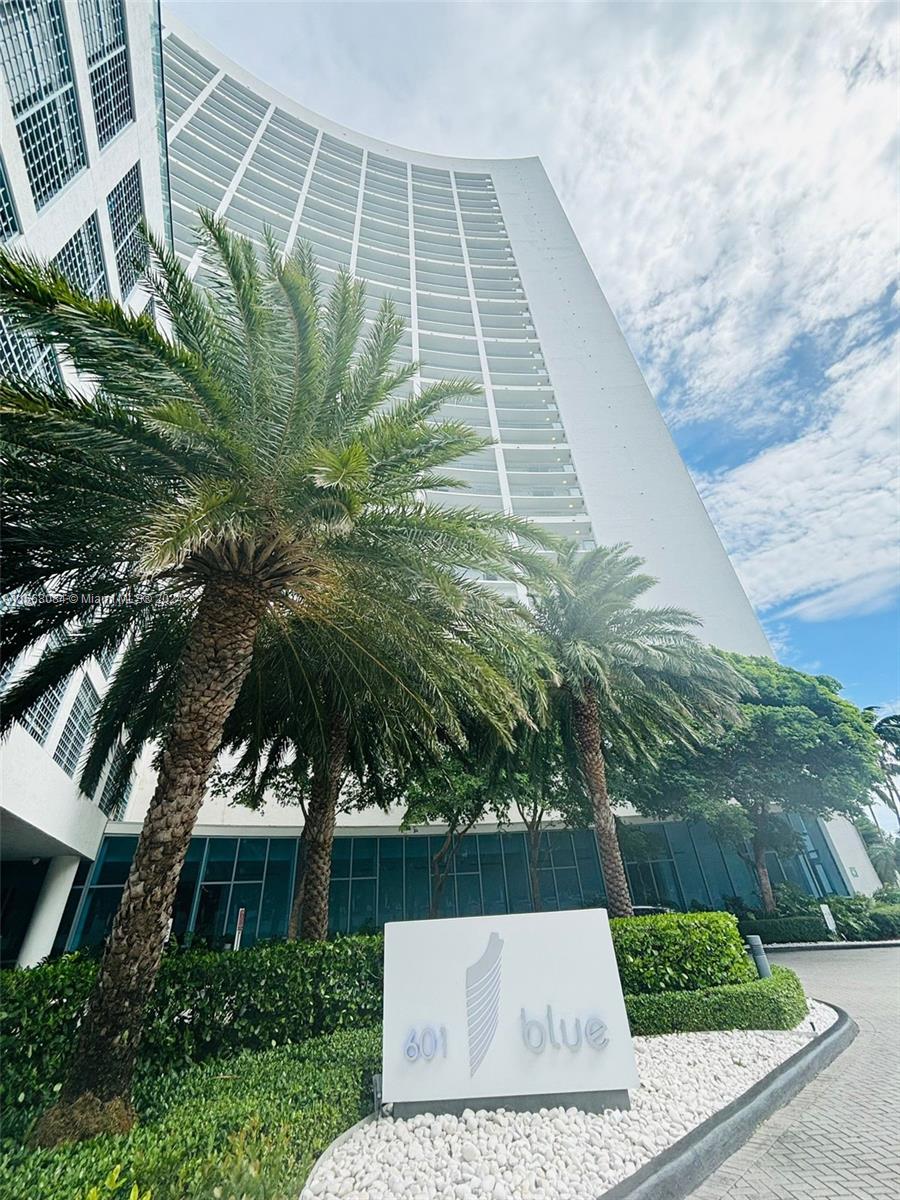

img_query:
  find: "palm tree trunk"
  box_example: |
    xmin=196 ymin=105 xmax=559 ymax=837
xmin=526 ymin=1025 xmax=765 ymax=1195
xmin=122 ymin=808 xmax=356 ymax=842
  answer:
xmin=571 ymin=681 xmax=634 ymax=918
xmin=34 ymin=576 xmax=264 ymax=1147
xmin=300 ymin=717 xmax=348 ymax=942
xmin=753 ymin=829 xmax=777 ymax=914
xmin=287 ymin=824 xmax=308 ymax=940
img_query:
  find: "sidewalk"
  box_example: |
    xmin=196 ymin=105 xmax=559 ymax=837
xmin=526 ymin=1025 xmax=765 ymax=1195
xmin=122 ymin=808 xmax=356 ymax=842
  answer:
xmin=689 ymin=947 xmax=900 ymax=1200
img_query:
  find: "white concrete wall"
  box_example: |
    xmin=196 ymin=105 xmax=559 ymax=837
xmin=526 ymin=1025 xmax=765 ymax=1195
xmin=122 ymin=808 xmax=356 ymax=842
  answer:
xmin=822 ymin=815 xmax=883 ymax=896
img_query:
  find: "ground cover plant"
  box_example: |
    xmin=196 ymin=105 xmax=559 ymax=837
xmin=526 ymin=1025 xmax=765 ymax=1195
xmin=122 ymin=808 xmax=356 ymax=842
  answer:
xmin=0 ymin=1028 xmax=381 ymax=1200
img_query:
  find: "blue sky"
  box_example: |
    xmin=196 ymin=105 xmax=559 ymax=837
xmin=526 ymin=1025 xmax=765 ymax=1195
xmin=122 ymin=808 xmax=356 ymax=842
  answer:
xmin=167 ymin=0 xmax=899 ymax=713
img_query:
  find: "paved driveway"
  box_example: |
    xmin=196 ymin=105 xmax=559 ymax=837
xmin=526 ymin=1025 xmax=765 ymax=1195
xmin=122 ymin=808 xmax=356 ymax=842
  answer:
xmin=690 ymin=947 xmax=900 ymax=1200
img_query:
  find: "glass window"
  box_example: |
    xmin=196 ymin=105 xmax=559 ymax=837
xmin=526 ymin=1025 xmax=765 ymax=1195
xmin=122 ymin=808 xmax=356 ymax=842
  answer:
xmin=106 ymin=163 xmax=145 ymax=296
xmin=478 ymin=833 xmax=508 ymax=915
xmin=203 ymin=838 xmax=237 ymax=882
xmin=0 ymin=0 xmax=86 ymax=208
xmin=664 ymin=822 xmax=710 ymax=909
xmin=53 ymin=213 xmax=108 ymax=299
xmin=74 ymin=886 xmax=122 ymax=948
xmin=651 ymin=858 xmax=684 ymax=909
xmin=329 ymin=877 xmax=350 ymax=935
xmin=94 ymin=836 xmax=137 ymax=885
xmin=78 ymin=0 xmax=134 ymax=146
xmin=0 ymin=158 xmax=19 ymax=240
xmin=377 ymin=838 xmax=404 ymax=925
xmin=456 ymin=871 xmax=482 ymax=917
xmin=501 ymin=833 xmax=531 ymax=913
xmin=456 ymin=837 xmax=480 ymax=873
xmin=349 ymin=877 xmax=377 ymax=933
xmin=258 ymin=839 xmax=295 ymax=942
xmin=548 ymin=830 xmax=575 ymax=869
xmin=403 ymin=837 xmax=431 ymax=920
xmin=331 ymin=837 xmax=352 ymax=879
xmin=235 ymin=838 xmax=267 ymax=881
xmin=171 ymin=839 xmax=205 ymax=940
xmin=19 ymin=672 xmax=68 ymax=746
xmin=53 ymin=674 xmax=99 ymax=777
xmin=573 ymin=829 xmax=604 ymax=907
xmin=226 ymin=881 xmax=261 ymax=949
xmin=555 ymin=866 xmax=581 ymax=910
xmin=689 ymin=821 xmax=738 ymax=905
xmin=192 ymin=883 xmax=229 ymax=947
xmin=351 ymin=837 xmax=376 ymax=878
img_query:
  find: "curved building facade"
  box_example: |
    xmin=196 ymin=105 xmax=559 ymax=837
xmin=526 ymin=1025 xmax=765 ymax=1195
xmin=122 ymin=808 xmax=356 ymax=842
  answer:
xmin=161 ymin=18 xmax=769 ymax=650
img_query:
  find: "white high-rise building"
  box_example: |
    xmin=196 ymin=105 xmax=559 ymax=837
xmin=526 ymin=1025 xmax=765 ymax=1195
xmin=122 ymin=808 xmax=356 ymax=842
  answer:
xmin=160 ymin=19 xmax=769 ymax=652
xmin=0 ymin=8 xmax=879 ymax=965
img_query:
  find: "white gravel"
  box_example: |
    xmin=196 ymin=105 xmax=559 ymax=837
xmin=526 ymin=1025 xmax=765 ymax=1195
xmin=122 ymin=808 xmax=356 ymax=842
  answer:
xmin=303 ymin=1000 xmax=835 ymax=1200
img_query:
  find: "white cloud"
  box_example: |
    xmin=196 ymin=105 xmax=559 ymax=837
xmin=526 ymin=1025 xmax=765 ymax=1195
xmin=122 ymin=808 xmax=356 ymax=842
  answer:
xmin=699 ymin=332 xmax=899 ymax=618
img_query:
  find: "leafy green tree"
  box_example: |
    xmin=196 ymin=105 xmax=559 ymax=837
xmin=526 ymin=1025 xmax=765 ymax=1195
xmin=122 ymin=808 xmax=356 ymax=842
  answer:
xmin=628 ymin=656 xmax=883 ymax=912
xmin=865 ymin=710 xmax=900 ymax=828
xmin=0 ymin=219 xmax=551 ymax=1142
xmin=531 ymin=544 xmax=743 ymax=917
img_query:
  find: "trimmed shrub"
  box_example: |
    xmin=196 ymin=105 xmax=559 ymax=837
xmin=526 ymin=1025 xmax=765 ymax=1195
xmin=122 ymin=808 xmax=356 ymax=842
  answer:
xmin=625 ymin=965 xmax=808 ymax=1036
xmin=739 ymin=915 xmax=830 ymax=944
xmin=0 ymin=937 xmax=383 ymax=1144
xmin=873 ymin=884 xmax=900 ymax=905
xmin=0 ymin=1027 xmax=381 ymax=1200
xmin=869 ymin=904 xmax=900 ymax=939
xmin=610 ymin=912 xmax=755 ymax=994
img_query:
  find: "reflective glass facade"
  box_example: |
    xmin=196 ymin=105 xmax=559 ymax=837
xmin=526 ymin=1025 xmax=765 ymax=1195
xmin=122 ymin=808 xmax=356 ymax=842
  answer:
xmin=57 ymin=820 xmax=848 ymax=955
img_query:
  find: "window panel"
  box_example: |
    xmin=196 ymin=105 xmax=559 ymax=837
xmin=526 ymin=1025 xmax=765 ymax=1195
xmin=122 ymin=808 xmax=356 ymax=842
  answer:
xmin=53 ymin=674 xmax=99 ymax=776
xmin=0 ymin=0 xmax=86 ymax=207
xmin=258 ymin=839 xmax=295 ymax=942
xmin=403 ymin=837 xmax=431 ymax=920
xmin=19 ymin=673 xmax=68 ymax=746
xmin=376 ymin=838 xmax=404 ymax=926
xmin=53 ymin=212 xmax=108 ymax=299
xmin=94 ymin=835 xmax=137 ymax=885
xmin=0 ymin=158 xmax=18 ymax=240
xmin=235 ymin=837 xmax=267 ymax=881
xmin=79 ymin=0 xmax=133 ymax=146
xmin=106 ymin=162 xmax=145 ymax=296
xmin=202 ymin=837 xmax=237 ymax=882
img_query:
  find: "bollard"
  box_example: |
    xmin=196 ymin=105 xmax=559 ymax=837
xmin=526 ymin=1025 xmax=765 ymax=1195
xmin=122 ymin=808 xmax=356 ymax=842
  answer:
xmin=746 ymin=934 xmax=772 ymax=979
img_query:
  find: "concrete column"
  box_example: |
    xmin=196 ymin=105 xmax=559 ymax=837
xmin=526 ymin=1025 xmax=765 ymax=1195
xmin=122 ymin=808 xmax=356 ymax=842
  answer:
xmin=16 ymin=855 xmax=80 ymax=968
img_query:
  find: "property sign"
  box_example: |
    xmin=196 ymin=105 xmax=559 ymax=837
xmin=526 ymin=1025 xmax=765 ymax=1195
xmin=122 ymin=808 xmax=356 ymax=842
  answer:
xmin=382 ymin=908 xmax=639 ymax=1115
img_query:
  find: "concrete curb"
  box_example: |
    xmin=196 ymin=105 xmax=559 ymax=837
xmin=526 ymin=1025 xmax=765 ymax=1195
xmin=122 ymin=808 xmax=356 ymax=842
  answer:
xmin=766 ymin=940 xmax=900 ymax=953
xmin=597 ymin=1002 xmax=857 ymax=1200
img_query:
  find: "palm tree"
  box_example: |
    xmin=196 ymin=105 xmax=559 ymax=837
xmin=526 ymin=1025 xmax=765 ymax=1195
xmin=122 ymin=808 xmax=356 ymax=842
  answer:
xmin=218 ymin=584 xmax=550 ymax=940
xmin=865 ymin=710 xmax=900 ymax=828
xmin=531 ymin=544 xmax=742 ymax=918
xmin=0 ymin=217 xmax=552 ymax=1143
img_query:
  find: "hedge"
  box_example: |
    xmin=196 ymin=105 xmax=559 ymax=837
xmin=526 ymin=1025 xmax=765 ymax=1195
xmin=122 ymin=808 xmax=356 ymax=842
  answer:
xmin=625 ymin=965 xmax=808 ymax=1036
xmin=0 ymin=912 xmax=750 ymax=1138
xmin=869 ymin=905 xmax=900 ymax=939
xmin=739 ymin=915 xmax=831 ymax=944
xmin=609 ymin=911 xmax=754 ymax=994
xmin=0 ymin=1027 xmax=381 ymax=1200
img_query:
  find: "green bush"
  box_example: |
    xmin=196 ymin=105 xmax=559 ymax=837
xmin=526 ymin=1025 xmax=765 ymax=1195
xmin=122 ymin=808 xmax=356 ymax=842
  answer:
xmin=0 ymin=937 xmax=382 ymax=1144
xmin=869 ymin=904 xmax=900 ymax=939
xmin=739 ymin=915 xmax=831 ymax=944
xmin=625 ymin=965 xmax=808 ymax=1036
xmin=873 ymin=884 xmax=900 ymax=905
xmin=0 ymin=1028 xmax=381 ymax=1200
xmin=610 ymin=912 xmax=755 ymax=994
xmin=821 ymin=894 xmax=879 ymax=941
